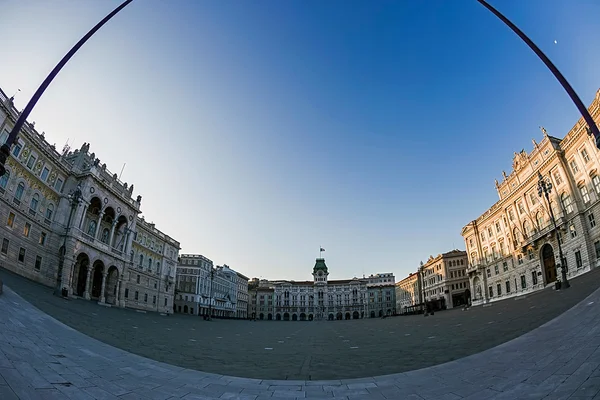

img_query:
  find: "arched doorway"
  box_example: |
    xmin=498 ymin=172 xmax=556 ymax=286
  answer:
xmin=300 ymin=313 xmax=306 ymax=321
xmin=352 ymin=311 xmax=359 ymax=319
xmin=370 ymin=311 xmax=375 ymax=318
xmin=345 ymin=312 xmax=350 ymax=320
xmin=90 ymin=261 xmax=104 ymax=300
xmin=105 ymin=266 xmax=119 ymax=305
xmin=259 ymin=313 xmax=264 ymax=320
xmin=541 ymin=243 xmax=557 ymax=284
xmin=292 ymin=314 xmax=298 ymax=321
xmin=184 ymin=305 xmax=188 ymax=313
xmin=328 ymin=313 xmax=334 ymax=320
xmin=267 ymin=313 xmax=272 ymax=320
xmin=276 ymin=313 xmax=281 ymax=321
xmin=336 ymin=312 xmax=342 ymax=320
xmin=308 ymin=314 xmax=313 ymax=321
xmin=378 ymin=310 xmax=383 ymax=317
xmin=73 ymin=253 xmax=90 ymax=297
xmin=283 ymin=313 xmax=290 ymax=321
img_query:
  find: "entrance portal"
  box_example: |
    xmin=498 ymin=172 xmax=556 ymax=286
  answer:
xmin=541 ymin=243 xmax=557 ymax=285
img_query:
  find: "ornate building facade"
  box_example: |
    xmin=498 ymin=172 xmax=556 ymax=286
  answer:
xmin=0 ymin=88 xmax=180 ymax=313
xmin=421 ymin=250 xmax=469 ymax=310
xmin=174 ymin=254 xmax=249 ymax=318
xmin=462 ymin=90 xmax=600 ymax=306
xmin=249 ymin=258 xmax=396 ymax=321
xmin=395 ymin=272 xmax=419 ymax=314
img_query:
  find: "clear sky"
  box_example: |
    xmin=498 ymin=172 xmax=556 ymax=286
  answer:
xmin=1 ymin=0 xmax=599 ymax=281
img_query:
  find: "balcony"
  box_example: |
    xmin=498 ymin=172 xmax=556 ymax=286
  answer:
xmin=522 ymin=216 xmax=567 ymax=250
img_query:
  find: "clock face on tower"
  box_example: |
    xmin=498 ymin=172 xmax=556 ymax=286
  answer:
xmin=318 ymin=271 xmax=323 ymax=277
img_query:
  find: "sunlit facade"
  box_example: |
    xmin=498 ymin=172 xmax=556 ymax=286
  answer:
xmin=395 ymin=273 xmax=419 ymax=314
xmin=248 ymin=258 xmax=396 ymax=321
xmin=0 ymin=87 xmax=180 ymax=313
xmin=462 ymin=89 xmax=600 ymax=306
xmin=422 ymin=250 xmax=469 ymax=310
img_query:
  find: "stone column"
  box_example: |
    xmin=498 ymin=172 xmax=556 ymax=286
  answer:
xmin=95 ymin=211 xmax=105 ymax=240
xmin=99 ymin=272 xmax=107 ymax=303
xmin=117 ymin=277 xmax=126 ymax=308
xmin=84 ymin=267 xmax=93 ymax=300
xmin=108 ymin=220 xmax=117 ymax=248
xmin=77 ymin=204 xmax=88 ymax=230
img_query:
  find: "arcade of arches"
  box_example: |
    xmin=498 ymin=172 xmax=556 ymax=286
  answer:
xmin=70 ymin=253 xmax=121 ymax=305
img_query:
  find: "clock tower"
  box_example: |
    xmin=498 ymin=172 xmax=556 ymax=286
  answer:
xmin=313 ymin=258 xmax=329 ymax=284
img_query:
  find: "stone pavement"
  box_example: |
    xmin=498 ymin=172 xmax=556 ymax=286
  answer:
xmin=2 ymin=285 xmax=600 ymax=399
xmin=5 ymin=267 xmax=600 ymax=381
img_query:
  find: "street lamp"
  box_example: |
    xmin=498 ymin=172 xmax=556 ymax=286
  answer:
xmin=477 ymin=0 xmax=600 ymax=149
xmin=0 ymin=0 xmax=133 ymax=177
xmin=54 ymin=183 xmax=82 ymax=297
xmin=537 ymin=171 xmax=570 ymax=289
xmin=420 ymin=261 xmax=429 ymax=317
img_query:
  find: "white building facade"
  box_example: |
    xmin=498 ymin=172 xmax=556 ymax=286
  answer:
xmin=0 ymin=88 xmax=179 ymax=313
xmin=462 ymin=90 xmax=600 ymax=306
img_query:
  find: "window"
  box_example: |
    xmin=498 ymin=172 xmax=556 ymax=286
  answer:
xmin=536 ymin=212 xmax=544 ymax=229
xmin=164 ymin=297 xmax=167 ymax=306
xmin=125 ymin=288 xmax=129 ymax=298
xmin=486 ymin=268 xmax=491 ymax=278
xmin=23 ymin=222 xmax=30 ymax=237
xmin=7 ymin=212 xmax=15 ymax=228
xmin=0 ymin=170 xmax=9 ymax=189
xmin=581 ymin=186 xmax=590 ymax=203
xmin=518 ymin=202 xmax=525 ymax=214
xmin=529 ymin=193 xmax=537 ymax=206
xmin=1 ymin=238 xmax=8 ymax=254
xmin=582 ymin=148 xmax=591 ymax=163
xmin=156 ymin=262 xmax=160 ymax=274
xmin=40 ymin=167 xmax=50 ymax=182
xmin=590 ymin=213 xmax=596 ymax=229
xmin=148 ymin=257 xmax=152 ymax=269
xmin=497 ymin=283 xmax=502 ymax=296
xmin=26 ymin=155 xmax=36 ymax=169
xmin=503 ymin=261 xmax=508 ymax=272
xmin=0 ymin=130 xmax=8 ymax=144
xmin=136 ymin=274 xmax=140 ymax=284
xmin=575 ymin=251 xmax=582 ymax=268
xmin=481 ymin=232 xmax=485 ymax=242
xmin=509 ymin=209 xmax=515 ymax=221
xmin=144 ymin=293 xmax=148 ymax=302
xmin=54 ymin=178 xmax=63 ymax=192
xmin=505 ymin=281 xmax=511 ymax=293
xmin=45 ymin=204 xmax=54 ymax=221
xmin=494 ymin=265 xmax=499 ymax=275
xmin=14 ymin=182 xmax=24 ymax=201
xmin=521 ymin=275 xmax=526 ymax=289
xmin=39 ymin=232 xmax=46 ymax=246
xmin=561 ymin=193 xmax=573 ymax=214
xmin=554 ymin=171 xmax=563 ymax=186
xmin=35 ymin=256 xmax=42 ymax=270
xmin=153 ymin=295 xmax=156 ymax=304
xmin=135 ymin=291 xmax=139 ymax=300
xmin=139 ymin=254 xmax=144 ymax=266
xmin=489 ymin=286 xmax=493 ymax=297
xmin=532 ymin=271 xmax=538 ymax=285
xmin=570 ymin=159 xmax=579 ymax=174
xmin=594 ymin=175 xmax=600 ymax=194
xmin=528 ymin=248 xmax=534 ymax=260
xmin=495 ymin=221 xmax=501 ymax=233
xmin=29 ymin=193 xmax=39 ymax=213
xmin=499 ymin=241 xmax=505 ymax=255
xmin=12 ymin=143 xmax=22 ymax=158
xmin=87 ymin=220 xmax=96 ymax=236
xmin=488 ymin=227 xmax=493 ymax=237
xmin=570 ymin=224 xmax=577 ymax=239
xmin=518 ymin=254 xmax=524 ymax=265
xmin=18 ymin=247 xmax=25 ymax=263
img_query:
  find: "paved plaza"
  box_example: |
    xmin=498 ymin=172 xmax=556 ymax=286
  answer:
xmin=2 ymin=269 xmax=600 ymax=399
xmin=4 ymin=267 xmax=600 ymax=379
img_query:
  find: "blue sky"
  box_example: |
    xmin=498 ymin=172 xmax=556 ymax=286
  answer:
xmin=1 ymin=0 xmax=599 ymax=281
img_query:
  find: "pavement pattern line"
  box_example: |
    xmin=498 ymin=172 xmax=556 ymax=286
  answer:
xmin=3 ymin=284 xmax=600 ymax=399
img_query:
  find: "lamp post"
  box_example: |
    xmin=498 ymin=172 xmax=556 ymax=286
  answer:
xmin=537 ymin=171 xmax=570 ymax=289
xmin=207 ymin=267 xmax=214 ymax=320
xmin=54 ymin=183 xmax=82 ymax=297
xmin=0 ymin=0 xmax=133 ymax=177
xmin=477 ymin=0 xmax=600 ymax=149
xmin=420 ymin=261 xmax=429 ymax=317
